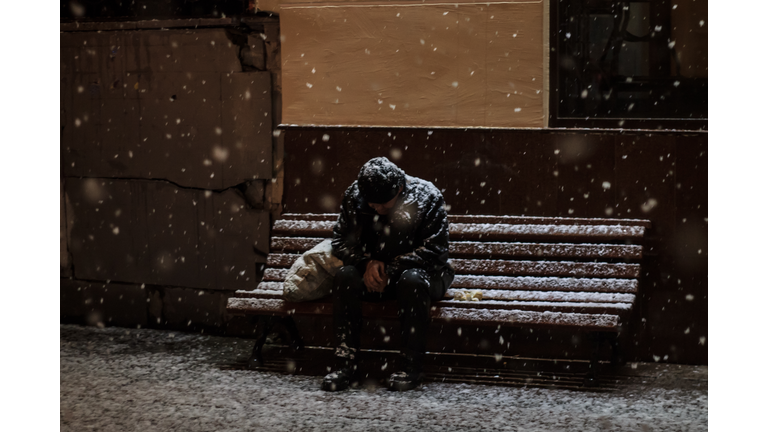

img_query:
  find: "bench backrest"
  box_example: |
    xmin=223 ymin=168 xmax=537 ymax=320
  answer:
xmin=257 ymin=213 xmax=648 ymax=316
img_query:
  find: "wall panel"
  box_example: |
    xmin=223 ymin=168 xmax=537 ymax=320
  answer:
xmin=281 ymin=0 xmax=547 ymax=128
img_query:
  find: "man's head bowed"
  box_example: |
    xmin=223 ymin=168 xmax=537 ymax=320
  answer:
xmin=357 ymin=157 xmax=406 ymax=204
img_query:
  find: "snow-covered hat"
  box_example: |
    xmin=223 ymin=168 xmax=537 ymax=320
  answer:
xmin=357 ymin=157 xmax=405 ymax=204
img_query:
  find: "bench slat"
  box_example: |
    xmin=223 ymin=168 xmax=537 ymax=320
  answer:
xmin=432 ymin=307 xmax=620 ymax=330
xmin=266 ymin=254 xmax=639 ymax=279
xmin=266 ymin=254 xmax=300 ymax=267
xmin=451 ymin=258 xmax=640 ymax=278
xmin=234 ymin=294 xmax=631 ymax=315
xmin=449 ymin=223 xmax=646 ymax=242
xmin=444 ymin=299 xmax=632 ymax=315
xmin=272 ymin=220 xmax=335 ymax=238
xmin=228 ymin=297 xmax=332 ymax=315
xmin=449 ymin=241 xmax=642 ymax=260
xmin=448 ymin=215 xmax=651 ymax=228
xmin=273 ymin=220 xmax=646 ymax=243
xmin=270 ymin=237 xmax=326 ymax=253
xmin=451 ymin=275 xmax=637 ymax=293
xmin=270 ymin=237 xmax=643 ymax=260
xmin=280 ymin=213 xmax=338 ymax=221
xmin=239 ymin=282 xmax=635 ymax=304
xmin=445 ymin=289 xmax=635 ymax=304
xmin=226 ymin=297 xmax=620 ymax=331
xmin=261 ymin=270 xmax=637 ymax=293
xmin=263 ymin=268 xmax=289 ymax=281
xmin=280 ymin=213 xmax=652 ymax=229
xmin=229 ymin=292 xmax=629 ymax=314
xmin=233 ymin=289 xmax=283 ymax=299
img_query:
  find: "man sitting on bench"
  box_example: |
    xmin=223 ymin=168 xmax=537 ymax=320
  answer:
xmin=322 ymin=157 xmax=455 ymax=392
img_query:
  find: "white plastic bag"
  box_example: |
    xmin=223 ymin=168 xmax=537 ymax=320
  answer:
xmin=282 ymin=239 xmax=343 ymax=302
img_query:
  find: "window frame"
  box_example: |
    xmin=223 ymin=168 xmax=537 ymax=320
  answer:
xmin=547 ymin=0 xmax=707 ymax=131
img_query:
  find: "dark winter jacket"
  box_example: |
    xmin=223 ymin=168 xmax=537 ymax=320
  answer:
xmin=331 ymin=175 xmax=452 ymax=281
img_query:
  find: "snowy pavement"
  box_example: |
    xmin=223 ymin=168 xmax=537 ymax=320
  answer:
xmin=60 ymin=325 xmax=707 ymax=431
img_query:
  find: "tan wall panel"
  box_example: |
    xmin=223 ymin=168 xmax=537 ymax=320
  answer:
xmin=281 ymin=1 xmax=546 ymax=128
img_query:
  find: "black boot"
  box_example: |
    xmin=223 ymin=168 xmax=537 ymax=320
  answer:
xmin=321 ymin=358 xmax=358 ymax=392
xmin=321 ymin=368 xmax=354 ymax=392
xmin=387 ymin=354 xmax=424 ymax=391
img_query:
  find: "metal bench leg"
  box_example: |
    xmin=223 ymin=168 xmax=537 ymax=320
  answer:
xmin=280 ymin=316 xmax=305 ymax=352
xmin=583 ymin=332 xmax=603 ymax=387
xmin=608 ymin=333 xmax=622 ymax=367
xmin=250 ymin=315 xmax=279 ymax=369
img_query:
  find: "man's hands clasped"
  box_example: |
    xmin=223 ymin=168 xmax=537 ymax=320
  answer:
xmin=364 ymin=260 xmax=389 ymax=292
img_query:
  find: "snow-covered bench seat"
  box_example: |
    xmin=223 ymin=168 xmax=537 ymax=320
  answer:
xmin=227 ymin=213 xmax=650 ymax=386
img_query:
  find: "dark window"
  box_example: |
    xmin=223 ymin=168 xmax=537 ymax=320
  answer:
xmin=550 ymin=0 xmax=707 ymax=130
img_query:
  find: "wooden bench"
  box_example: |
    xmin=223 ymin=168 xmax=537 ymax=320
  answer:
xmin=227 ymin=213 xmax=650 ymax=386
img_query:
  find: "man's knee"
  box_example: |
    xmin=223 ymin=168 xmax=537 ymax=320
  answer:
xmin=396 ymin=269 xmax=430 ymax=299
xmin=395 ymin=269 xmax=432 ymax=324
xmin=336 ymin=265 xmax=362 ymax=282
xmin=332 ymin=265 xmax=363 ymax=297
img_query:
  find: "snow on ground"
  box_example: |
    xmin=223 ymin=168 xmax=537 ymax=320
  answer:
xmin=60 ymin=325 xmax=707 ymax=431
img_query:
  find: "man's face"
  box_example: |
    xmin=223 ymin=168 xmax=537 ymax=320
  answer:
xmin=368 ymin=186 xmax=402 ymax=215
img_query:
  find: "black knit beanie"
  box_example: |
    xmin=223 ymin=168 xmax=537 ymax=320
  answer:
xmin=357 ymin=157 xmax=406 ymax=204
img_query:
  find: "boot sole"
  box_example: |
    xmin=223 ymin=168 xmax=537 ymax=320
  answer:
xmin=321 ymin=379 xmax=350 ymax=392
xmin=387 ymin=380 xmax=421 ymax=391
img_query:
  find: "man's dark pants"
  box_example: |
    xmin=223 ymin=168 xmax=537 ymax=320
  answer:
xmin=331 ymin=263 xmax=453 ymax=366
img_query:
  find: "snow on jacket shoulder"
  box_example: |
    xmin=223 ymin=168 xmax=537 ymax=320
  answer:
xmin=331 ymin=175 xmax=451 ymax=280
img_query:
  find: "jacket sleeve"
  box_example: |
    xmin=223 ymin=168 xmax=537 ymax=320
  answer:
xmin=331 ymin=186 xmax=369 ymax=267
xmin=386 ymin=193 xmax=450 ymax=278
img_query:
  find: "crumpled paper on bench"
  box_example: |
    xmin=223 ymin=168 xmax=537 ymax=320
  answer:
xmin=453 ymin=290 xmax=483 ymax=302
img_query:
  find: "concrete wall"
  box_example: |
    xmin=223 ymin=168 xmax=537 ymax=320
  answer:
xmin=60 ymin=21 xmax=283 ymax=332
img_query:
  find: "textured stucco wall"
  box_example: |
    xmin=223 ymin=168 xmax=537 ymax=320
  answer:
xmin=60 ymin=25 xmax=281 ymax=331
